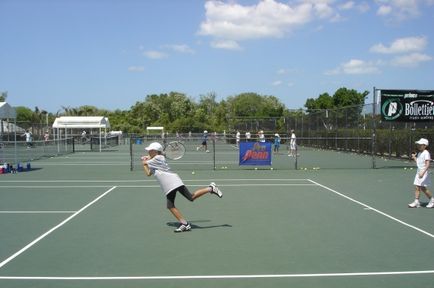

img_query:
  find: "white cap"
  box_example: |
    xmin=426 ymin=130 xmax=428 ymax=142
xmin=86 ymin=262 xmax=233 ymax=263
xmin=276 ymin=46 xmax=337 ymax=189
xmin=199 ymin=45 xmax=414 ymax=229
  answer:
xmin=275 ymin=133 xmax=279 ymax=137
xmin=415 ymin=138 xmax=429 ymax=146
xmin=145 ymin=142 xmax=163 ymax=152
xmin=204 ymin=130 xmax=208 ymax=133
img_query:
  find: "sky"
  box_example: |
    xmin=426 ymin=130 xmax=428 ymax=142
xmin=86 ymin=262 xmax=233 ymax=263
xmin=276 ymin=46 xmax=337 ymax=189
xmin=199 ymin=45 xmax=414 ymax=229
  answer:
xmin=0 ymin=0 xmax=433 ymax=113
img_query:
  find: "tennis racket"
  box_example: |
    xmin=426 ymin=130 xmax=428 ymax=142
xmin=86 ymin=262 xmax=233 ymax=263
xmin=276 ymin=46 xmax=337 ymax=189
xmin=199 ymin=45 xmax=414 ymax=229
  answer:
xmin=164 ymin=141 xmax=186 ymax=160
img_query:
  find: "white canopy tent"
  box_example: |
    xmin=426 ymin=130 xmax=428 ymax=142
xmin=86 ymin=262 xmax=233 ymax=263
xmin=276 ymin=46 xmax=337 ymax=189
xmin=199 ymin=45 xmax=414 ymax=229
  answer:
xmin=52 ymin=116 xmax=111 ymax=152
xmin=0 ymin=102 xmax=17 ymax=164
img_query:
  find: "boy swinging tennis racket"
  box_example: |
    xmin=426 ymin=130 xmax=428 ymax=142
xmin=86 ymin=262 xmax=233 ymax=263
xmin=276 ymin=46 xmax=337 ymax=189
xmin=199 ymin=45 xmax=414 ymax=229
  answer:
xmin=142 ymin=142 xmax=223 ymax=232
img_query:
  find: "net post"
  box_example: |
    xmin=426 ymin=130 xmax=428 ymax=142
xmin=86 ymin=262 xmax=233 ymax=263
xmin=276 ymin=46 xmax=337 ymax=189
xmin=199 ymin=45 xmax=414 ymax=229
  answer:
xmin=295 ymin=143 xmax=298 ymax=170
xmin=130 ymin=135 xmax=133 ymax=171
xmin=213 ymin=137 xmax=216 ymax=170
xmin=372 ymin=87 xmax=377 ymax=169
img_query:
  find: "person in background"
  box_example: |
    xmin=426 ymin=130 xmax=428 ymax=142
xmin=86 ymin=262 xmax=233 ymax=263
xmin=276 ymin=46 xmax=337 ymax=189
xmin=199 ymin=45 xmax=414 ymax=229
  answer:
xmin=245 ymin=131 xmax=251 ymax=142
xmin=288 ymin=130 xmax=297 ymax=157
xmin=196 ymin=130 xmax=209 ymax=153
xmin=258 ymin=130 xmax=265 ymax=143
xmin=274 ymin=133 xmax=281 ymax=154
xmin=408 ymin=138 xmax=434 ymax=208
xmin=236 ymin=130 xmax=240 ymax=148
xmin=22 ymin=130 xmax=33 ymax=148
xmin=44 ymin=131 xmax=50 ymax=143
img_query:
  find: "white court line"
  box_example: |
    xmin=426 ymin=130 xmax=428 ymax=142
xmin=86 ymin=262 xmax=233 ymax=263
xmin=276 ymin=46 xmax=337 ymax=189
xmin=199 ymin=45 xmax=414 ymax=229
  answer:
xmin=308 ymin=179 xmax=434 ymax=239
xmin=0 ymin=211 xmax=75 ymax=214
xmin=0 ymin=186 xmax=117 ymax=270
xmin=0 ymin=186 xmax=115 ymax=189
xmin=117 ymin=184 xmax=316 ymax=188
xmin=0 ymin=178 xmax=310 ymax=183
xmin=0 ymin=270 xmax=433 ymax=280
xmin=0 ymin=184 xmax=316 ymax=189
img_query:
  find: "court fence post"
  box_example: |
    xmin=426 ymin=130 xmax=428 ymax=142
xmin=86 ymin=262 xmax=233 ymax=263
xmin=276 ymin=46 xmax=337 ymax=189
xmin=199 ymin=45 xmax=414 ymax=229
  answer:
xmin=295 ymin=144 xmax=298 ymax=170
xmin=212 ymin=138 xmax=216 ymax=170
xmin=130 ymin=135 xmax=133 ymax=171
xmin=372 ymin=87 xmax=377 ymax=169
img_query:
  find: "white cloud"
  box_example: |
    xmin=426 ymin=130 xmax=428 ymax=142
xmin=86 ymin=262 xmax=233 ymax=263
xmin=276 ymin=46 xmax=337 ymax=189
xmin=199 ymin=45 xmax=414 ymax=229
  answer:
xmin=326 ymin=59 xmax=381 ymax=75
xmin=391 ymin=53 xmax=432 ymax=67
xmin=377 ymin=5 xmax=392 ymax=15
xmin=339 ymin=1 xmax=370 ymax=12
xmin=375 ymin=0 xmax=421 ymax=20
xmin=128 ymin=66 xmax=144 ymax=72
xmin=164 ymin=44 xmax=195 ymax=54
xmin=370 ymin=36 xmax=427 ymax=54
xmin=339 ymin=1 xmax=355 ymax=10
xmin=211 ymin=39 xmax=242 ymax=50
xmin=272 ymin=80 xmax=282 ymax=86
xmin=143 ymin=50 xmax=168 ymax=59
xmin=277 ymin=68 xmax=287 ymax=75
xmin=199 ymin=0 xmax=347 ymax=49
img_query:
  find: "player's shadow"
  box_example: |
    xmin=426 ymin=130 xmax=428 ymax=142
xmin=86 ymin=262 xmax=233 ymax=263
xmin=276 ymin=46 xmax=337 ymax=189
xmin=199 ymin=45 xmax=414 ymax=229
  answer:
xmin=167 ymin=220 xmax=232 ymax=230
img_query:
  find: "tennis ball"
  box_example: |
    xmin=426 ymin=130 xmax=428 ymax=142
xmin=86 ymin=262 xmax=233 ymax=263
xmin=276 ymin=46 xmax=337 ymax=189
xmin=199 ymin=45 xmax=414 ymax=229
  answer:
xmin=192 ymin=171 xmax=195 ymax=175
xmin=404 ymin=167 xmax=407 ymax=170
xmin=270 ymin=167 xmax=274 ymax=170
xmin=254 ymin=167 xmax=258 ymax=170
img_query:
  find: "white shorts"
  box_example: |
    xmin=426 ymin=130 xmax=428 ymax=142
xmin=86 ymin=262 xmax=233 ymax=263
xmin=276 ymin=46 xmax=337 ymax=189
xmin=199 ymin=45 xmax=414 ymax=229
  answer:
xmin=414 ymin=171 xmax=431 ymax=187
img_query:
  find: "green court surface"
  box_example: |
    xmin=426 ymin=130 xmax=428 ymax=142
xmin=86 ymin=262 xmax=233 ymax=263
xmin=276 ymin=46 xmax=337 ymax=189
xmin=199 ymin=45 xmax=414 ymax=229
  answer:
xmin=0 ymin=144 xmax=433 ymax=288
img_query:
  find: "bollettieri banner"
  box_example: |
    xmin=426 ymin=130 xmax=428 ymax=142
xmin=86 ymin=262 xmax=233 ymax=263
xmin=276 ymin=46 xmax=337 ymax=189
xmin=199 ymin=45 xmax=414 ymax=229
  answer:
xmin=380 ymin=89 xmax=434 ymax=122
xmin=239 ymin=141 xmax=272 ymax=166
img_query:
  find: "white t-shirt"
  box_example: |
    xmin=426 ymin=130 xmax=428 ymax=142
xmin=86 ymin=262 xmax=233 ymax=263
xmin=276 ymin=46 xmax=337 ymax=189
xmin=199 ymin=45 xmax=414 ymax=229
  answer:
xmin=414 ymin=150 xmax=431 ymax=187
xmin=146 ymin=155 xmax=184 ymax=195
xmin=290 ymin=133 xmax=296 ymax=149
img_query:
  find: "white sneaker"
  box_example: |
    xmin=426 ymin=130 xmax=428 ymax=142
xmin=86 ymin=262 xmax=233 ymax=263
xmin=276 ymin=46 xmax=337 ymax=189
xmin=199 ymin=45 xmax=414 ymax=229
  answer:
xmin=408 ymin=200 xmax=421 ymax=208
xmin=426 ymin=198 xmax=434 ymax=208
xmin=174 ymin=223 xmax=191 ymax=233
xmin=209 ymin=182 xmax=223 ymax=198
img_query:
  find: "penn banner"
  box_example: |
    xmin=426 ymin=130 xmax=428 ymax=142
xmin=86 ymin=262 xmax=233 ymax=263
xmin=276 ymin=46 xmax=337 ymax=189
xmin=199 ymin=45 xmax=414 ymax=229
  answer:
xmin=239 ymin=142 xmax=272 ymax=166
xmin=380 ymin=89 xmax=434 ymax=122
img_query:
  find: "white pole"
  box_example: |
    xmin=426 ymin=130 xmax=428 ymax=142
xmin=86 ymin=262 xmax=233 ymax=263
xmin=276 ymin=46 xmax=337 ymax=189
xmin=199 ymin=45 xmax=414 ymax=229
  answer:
xmin=14 ymin=117 xmax=17 ymax=165
xmin=99 ymin=127 xmax=102 ymax=152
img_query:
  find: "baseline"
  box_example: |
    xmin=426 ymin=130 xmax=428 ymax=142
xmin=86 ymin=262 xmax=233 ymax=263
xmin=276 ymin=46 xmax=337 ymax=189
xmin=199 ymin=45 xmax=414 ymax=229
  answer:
xmin=0 ymin=270 xmax=434 ymax=280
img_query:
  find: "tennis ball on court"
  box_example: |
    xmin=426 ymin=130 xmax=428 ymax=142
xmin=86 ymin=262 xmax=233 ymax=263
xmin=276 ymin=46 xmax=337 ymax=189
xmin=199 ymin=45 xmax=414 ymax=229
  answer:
xmin=304 ymin=168 xmax=308 ymax=170
xmin=254 ymin=167 xmax=258 ymax=170
xmin=192 ymin=171 xmax=195 ymax=175
xmin=404 ymin=167 xmax=407 ymax=170
xmin=270 ymin=167 xmax=274 ymax=170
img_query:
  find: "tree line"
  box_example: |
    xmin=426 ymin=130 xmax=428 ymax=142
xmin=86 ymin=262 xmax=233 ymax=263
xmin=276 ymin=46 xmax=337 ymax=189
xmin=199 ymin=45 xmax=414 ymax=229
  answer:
xmin=4 ymin=88 xmax=369 ymax=134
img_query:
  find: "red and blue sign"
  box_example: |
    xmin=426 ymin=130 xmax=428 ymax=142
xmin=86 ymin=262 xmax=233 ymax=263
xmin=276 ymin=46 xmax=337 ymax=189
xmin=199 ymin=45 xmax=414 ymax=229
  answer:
xmin=239 ymin=142 xmax=272 ymax=166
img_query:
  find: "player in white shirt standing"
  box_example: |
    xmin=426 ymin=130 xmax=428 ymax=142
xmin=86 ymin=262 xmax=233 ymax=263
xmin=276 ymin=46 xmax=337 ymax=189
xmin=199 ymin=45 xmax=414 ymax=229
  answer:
xmin=142 ymin=142 xmax=223 ymax=232
xmin=288 ymin=130 xmax=297 ymax=157
xmin=236 ymin=130 xmax=240 ymax=148
xmin=408 ymin=138 xmax=434 ymax=208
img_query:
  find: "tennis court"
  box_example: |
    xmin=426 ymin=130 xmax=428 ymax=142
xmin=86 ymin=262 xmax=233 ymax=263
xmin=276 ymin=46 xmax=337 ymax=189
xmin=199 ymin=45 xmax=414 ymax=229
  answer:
xmin=0 ymin=143 xmax=433 ymax=288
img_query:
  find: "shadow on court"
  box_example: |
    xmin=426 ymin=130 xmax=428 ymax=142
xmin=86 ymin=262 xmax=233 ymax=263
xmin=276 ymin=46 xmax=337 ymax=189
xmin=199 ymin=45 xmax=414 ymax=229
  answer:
xmin=166 ymin=220 xmax=233 ymax=230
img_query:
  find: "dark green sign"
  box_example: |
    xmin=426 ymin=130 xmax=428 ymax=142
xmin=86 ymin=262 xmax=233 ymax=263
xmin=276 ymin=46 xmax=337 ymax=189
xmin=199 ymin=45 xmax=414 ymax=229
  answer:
xmin=380 ymin=89 xmax=434 ymax=122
